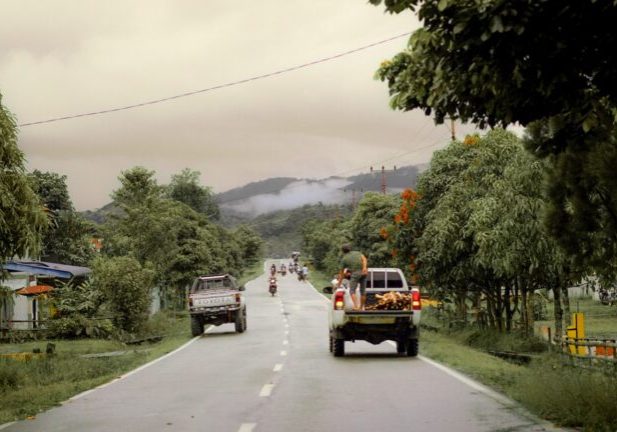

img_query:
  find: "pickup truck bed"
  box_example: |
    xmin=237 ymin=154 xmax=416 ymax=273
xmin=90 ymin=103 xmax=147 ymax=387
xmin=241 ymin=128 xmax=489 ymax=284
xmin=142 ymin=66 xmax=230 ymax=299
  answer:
xmin=327 ymin=268 xmax=421 ymax=357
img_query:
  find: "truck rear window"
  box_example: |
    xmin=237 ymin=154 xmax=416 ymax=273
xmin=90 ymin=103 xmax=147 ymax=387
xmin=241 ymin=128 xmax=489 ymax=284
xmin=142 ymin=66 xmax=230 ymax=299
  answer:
xmin=366 ymin=271 xmax=404 ymax=289
xmin=191 ymin=278 xmax=234 ymax=292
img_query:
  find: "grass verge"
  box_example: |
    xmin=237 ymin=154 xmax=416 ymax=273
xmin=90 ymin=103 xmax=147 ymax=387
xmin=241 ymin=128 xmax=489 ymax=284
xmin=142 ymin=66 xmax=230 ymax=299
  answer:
xmin=421 ymin=311 xmax=617 ymax=431
xmin=0 ymin=263 xmax=267 ymax=425
xmin=0 ymin=311 xmax=191 ymax=424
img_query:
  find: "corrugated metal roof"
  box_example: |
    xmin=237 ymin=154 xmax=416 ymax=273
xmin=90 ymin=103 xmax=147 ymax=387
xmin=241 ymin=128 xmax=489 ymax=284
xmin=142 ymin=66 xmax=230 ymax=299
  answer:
xmin=3 ymin=261 xmax=91 ymax=279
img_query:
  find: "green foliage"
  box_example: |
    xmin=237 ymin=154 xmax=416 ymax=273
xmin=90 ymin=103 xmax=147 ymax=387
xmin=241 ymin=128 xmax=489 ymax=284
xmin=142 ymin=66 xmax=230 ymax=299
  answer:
xmin=233 ymin=225 xmax=264 ymax=265
xmin=28 ymin=170 xmax=73 ymax=212
xmin=350 ymin=193 xmax=401 ymax=267
xmin=414 ymin=130 xmax=575 ymax=331
xmin=91 ymin=256 xmax=154 ymax=333
xmin=167 ymin=168 xmax=220 ymax=219
xmin=47 ymin=280 xmax=113 ymax=338
xmin=28 ymin=170 xmax=96 ymax=265
xmin=111 ymin=166 xmax=162 ymax=209
xmin=372 ymin=0 xmax=617 ymax=279
xmin=302 ymin=218 xmax=351 ymax=275
xmin=250 ymin=203 xmax=350 ymax=258
xmin=0 ymin=94 xmax=48 ymax=267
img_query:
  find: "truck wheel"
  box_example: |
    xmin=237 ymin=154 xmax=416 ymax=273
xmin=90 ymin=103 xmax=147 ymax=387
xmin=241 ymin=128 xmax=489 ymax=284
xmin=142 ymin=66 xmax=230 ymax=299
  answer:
xmin=235 ymin=309 xmax=247 ymax=333
xmin=333 ymin=339 xmax=345 ymax=357
xmin=396 ymin=340 xmax=407 ymax=355
xmin=407 ymin=339 xmax=419 ymax=357
xmin=191 ymin=316 xmax=204 ymax=337
xmin=329 ymin=336 xmax=334 ymax=353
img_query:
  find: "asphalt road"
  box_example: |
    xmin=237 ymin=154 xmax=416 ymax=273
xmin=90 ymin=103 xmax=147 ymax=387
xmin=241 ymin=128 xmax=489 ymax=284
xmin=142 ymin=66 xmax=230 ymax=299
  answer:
xmin=3 ymin=263 xmax=565 ymax=432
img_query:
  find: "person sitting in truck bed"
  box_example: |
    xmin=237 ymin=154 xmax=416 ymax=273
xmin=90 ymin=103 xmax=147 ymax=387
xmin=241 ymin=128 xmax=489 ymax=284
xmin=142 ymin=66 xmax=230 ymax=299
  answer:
xmin=337 ymin=244 xmax=368 ymax=310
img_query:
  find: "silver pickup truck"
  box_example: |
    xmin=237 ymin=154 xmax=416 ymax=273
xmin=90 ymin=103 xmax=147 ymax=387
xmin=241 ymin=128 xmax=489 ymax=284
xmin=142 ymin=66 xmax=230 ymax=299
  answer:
xmin=324 ymin=268 xmax=421 ymax=357
xmin=188 ymin=274 xmax=247 ymax=336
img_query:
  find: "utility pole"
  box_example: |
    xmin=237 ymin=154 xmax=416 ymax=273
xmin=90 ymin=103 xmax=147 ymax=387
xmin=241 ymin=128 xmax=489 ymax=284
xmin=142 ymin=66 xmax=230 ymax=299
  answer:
xmin=371 ymin=166 xmax=397 ymax=195
xmin=450 ymin=118 xmax=456 ymax=141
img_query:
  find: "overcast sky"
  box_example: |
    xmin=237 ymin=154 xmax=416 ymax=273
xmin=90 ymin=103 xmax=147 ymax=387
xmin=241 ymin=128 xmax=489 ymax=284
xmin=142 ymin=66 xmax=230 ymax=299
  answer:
xmin=1 ymin=0 xmax=473 ymax=211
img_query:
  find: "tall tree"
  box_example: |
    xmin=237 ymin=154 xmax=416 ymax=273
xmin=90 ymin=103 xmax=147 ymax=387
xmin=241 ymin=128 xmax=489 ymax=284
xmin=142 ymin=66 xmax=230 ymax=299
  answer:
xmin=0 ymin=94 xmax=47 ymax=269
xmin=350 ymin=193 xmax=400 ymax=267
xmin=28 ymin=170 xmax=95 ymax=265
xmin=112 ymin=166 xmax=162 ymax=209
xmin=371 ymin=0 xmax=617 ymax=278
xmin=167 ymin=168 xmax=219 ymax=220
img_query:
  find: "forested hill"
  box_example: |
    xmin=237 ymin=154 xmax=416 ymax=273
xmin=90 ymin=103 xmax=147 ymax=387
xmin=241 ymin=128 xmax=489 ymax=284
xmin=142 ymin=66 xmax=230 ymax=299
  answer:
xmin=241 ymin=203 xmax=353 ymax=258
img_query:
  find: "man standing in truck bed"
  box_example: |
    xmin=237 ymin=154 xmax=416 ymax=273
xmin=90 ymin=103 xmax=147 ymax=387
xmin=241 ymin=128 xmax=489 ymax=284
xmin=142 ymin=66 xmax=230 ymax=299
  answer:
xmin=337 ymin=244 xmax=368 ymax=310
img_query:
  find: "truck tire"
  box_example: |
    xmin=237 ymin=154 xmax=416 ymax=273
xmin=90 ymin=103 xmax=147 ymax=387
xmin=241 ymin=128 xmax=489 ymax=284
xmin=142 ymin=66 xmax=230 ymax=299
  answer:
xmin=407 ymin=339 xmax=419 ymax=357
xmin=235 ymin=308 xmax=247 ymax=333
xmin=191 ymin=316 xmax=204 ymax=337
xmin=329 ymin=336 xmax=334 ymax=353
xmin=333 ymin=338 xmax=345 ymax=357
xmin=396 ymin=340 xmax=407 ymax=355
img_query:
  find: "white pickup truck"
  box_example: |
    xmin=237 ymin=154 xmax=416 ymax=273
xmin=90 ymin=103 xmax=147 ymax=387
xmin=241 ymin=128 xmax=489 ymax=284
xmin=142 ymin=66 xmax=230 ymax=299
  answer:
xmin=325 ymin=268 xmax=421 ymax=357
xmin=188 ymin=274 xmax=247 ymax=336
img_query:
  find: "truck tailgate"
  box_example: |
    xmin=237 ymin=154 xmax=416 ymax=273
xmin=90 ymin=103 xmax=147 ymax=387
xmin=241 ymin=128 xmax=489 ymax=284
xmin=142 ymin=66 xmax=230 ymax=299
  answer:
xmin=345 ymin=310 xmax=414 ymax=324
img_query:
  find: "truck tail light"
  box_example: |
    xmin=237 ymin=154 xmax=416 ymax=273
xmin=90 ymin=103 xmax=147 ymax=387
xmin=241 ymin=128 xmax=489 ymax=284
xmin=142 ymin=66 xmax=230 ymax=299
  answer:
xmin=411 ymin=289 xmax=421 ymax=311
xmin=334 ymin=290 xmax=345 ymax=310
xmin=235 ymin=293 xmax=241 ymax=303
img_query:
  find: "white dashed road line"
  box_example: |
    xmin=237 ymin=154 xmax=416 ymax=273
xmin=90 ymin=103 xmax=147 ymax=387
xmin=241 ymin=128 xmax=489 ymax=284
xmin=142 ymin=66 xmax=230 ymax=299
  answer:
xmin=259 ymin=384 xmax=274 ymax=397
xmin=273 ymin=363 xmax=283 ymax=372
xmin=280 ymin=350 xmax=287 ymax=356
xmin=238 ymin=422 xmax=257 ymax=432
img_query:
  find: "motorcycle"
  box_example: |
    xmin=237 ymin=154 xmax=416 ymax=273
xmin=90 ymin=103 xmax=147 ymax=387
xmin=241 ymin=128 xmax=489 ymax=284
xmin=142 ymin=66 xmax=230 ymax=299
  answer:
xmin=599 ymin=287 xmax=617 ymax=306
xmin=269 ymin=277 xmax=277 ymax=296
xmin=280 ymin=265 xmax=287 ymax=276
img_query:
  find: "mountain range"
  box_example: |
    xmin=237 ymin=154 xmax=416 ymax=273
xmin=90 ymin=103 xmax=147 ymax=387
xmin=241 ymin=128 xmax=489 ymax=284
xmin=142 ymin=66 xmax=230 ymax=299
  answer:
xmin=217 ymin=163 xmax=427 ymax=218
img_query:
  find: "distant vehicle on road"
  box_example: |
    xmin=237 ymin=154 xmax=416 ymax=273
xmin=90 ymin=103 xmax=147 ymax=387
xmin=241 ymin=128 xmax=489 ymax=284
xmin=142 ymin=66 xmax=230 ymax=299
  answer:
xmin=324 ymin=268 xmax=421 ymax=357
xmin=188 ymin=274 xmax=247 ymax=336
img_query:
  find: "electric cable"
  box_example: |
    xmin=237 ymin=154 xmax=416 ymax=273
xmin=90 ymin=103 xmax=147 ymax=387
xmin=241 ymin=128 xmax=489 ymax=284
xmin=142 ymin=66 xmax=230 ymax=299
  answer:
xmin=18 ymin=32 xmax=411 ymax=127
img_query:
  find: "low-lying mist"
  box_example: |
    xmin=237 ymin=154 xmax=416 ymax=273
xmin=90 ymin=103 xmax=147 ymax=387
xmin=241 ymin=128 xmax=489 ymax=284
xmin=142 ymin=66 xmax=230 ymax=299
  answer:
xmin=221 ymin=178 xmax=352 ymax=216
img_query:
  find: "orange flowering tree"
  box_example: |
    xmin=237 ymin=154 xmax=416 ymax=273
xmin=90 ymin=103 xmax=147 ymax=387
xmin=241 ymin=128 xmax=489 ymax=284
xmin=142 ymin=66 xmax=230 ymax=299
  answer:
xmin=383 ymin=188 xmax=421 ymax=285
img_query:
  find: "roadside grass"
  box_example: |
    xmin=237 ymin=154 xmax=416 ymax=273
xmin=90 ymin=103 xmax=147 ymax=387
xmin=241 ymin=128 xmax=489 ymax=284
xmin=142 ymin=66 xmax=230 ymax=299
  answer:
xmin=0 ymin=311 xmax=190 ymax=424
xmin=239 ymin=260 xmax=265 ymax=286
xmin=307 ymin=267 xmax=335 ymax=298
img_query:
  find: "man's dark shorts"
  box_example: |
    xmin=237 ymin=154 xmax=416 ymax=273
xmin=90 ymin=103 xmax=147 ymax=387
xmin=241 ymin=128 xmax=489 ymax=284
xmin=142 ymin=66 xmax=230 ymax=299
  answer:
xmin=349 ymin=271 xmax=367 ymax=295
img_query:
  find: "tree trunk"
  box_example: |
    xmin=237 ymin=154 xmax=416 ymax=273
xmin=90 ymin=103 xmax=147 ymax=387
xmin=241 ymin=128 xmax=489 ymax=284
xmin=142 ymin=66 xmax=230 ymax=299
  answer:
xmin=494 ymin=285 xmax=504 ymax=332
xmin=456 ymin=289 xmax=468 ymax=323
xmin=553 ymin=286 xmax=563 ymax=342
xmin=561 ymin=284 xmax=571 ymax=320
xmin=521 ymin=284 xmax=528 ymax=337
xmin=504 ymin=283 xmax=512 ymax=333
xmin=485 ymin=293 xmax=496 ymax=330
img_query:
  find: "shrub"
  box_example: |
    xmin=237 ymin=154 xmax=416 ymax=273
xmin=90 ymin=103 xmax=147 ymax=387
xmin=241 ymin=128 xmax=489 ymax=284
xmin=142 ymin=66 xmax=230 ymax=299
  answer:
xmin=0 ymin=361 xmax=22 ymax=391
xmin=514 ymin=356 xmax=617 ymax=431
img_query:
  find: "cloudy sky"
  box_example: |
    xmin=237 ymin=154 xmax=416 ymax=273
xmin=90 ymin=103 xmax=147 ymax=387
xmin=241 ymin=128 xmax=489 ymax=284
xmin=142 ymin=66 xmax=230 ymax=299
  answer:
xmin=1 ymin=1 xmax=472 ymax=211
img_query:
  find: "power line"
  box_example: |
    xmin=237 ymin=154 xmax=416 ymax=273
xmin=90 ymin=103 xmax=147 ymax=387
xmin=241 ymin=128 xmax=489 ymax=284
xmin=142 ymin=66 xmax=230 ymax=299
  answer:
xmin=18 ymin=32 xmax=412 ymax=127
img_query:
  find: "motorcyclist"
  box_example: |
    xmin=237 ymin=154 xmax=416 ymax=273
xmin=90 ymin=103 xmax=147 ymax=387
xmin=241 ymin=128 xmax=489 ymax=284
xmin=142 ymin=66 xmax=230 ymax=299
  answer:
xmin=270 ymin=264 xmax=277 ymax=276
xmin=269 ymin=275 xmax=277 ymax=296
xmin=280 ymin=263 xmax=287 ymax=275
